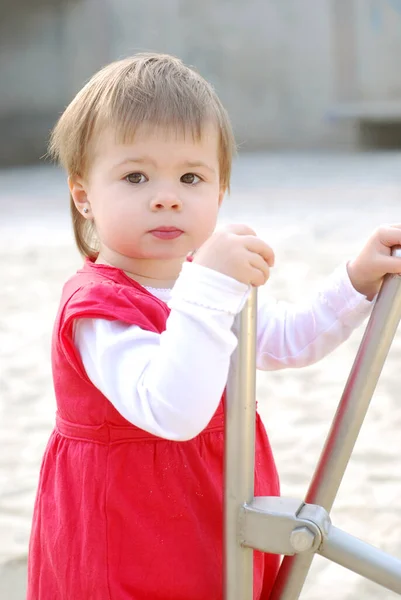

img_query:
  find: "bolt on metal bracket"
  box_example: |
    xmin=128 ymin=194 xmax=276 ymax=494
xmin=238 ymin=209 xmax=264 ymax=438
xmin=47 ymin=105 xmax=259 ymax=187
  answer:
xmin=239 ymin=497 xmax=327 ymax=556
xmin=238 ymin=494 xmax=401 ymax=595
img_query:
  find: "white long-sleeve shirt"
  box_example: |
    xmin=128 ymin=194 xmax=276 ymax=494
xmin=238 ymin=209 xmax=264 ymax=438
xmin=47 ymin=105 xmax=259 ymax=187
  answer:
xmin=74 ymin=262 xmax=372 ymax=441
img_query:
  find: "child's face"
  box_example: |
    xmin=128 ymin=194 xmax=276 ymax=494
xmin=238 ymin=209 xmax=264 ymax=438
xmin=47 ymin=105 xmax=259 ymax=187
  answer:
xmin=71 ymin=123 xmax=224 ymax=280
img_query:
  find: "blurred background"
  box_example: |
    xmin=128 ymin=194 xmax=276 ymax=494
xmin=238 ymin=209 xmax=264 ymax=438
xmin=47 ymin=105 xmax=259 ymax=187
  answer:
xmin=1 ymin=0 xmax=401 ymax=164
xmin=1 ymin=1 xmax=401 ymax=599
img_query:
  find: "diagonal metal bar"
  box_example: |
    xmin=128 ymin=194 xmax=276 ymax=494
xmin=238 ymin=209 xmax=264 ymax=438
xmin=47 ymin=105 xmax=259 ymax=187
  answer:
xmin=270 ymin=247 xmax=401 ymax=599
xmin=319 ymin=525 xmax=401 ymax=594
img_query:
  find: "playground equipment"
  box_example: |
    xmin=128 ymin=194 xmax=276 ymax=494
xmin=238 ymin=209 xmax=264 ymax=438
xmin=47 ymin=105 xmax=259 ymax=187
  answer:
xmin=224 ymin=247 xmax=401 ymax=599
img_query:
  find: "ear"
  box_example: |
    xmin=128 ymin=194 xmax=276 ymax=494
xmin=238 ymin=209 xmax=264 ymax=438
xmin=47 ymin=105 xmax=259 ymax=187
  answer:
xmin=218 ymin=186 xmax=226 ymax=207
xmin=68 ymin=175 xmax=91 ymax=218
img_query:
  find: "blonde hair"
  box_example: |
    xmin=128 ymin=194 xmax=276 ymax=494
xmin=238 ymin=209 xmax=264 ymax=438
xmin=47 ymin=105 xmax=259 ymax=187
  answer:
xmin=49 ymin=53 xmax=236 ymax=258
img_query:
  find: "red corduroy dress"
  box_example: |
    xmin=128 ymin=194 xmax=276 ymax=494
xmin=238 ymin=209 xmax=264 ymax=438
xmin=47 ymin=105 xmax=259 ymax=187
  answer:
xmin=27 ymin=260 xmax=280 ymax=599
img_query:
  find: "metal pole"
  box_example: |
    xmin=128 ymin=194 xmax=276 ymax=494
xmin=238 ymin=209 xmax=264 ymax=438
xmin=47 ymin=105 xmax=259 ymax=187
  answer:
xmin=270 ymin=248 xmax=401 ymax=600
xmin=319 ymin=526 xmax=401 ymax=594
xmin=224 ymin=288 xmax=258 ymax=600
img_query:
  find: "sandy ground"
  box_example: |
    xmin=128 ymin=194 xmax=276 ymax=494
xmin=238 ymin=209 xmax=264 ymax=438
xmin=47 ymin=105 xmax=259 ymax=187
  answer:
xmin=1 ymin=152 xmax=401 ymax=599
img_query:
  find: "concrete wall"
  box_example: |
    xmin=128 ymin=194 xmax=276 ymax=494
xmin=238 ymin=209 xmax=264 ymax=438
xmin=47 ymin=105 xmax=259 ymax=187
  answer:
xmin=1 ymin=0 xmax=401 ymax=165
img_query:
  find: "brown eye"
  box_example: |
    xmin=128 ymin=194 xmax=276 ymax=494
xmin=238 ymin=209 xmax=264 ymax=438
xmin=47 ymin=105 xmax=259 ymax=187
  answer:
xmin=181 ymin=173 xmax=200 ymax=185
xmin=126 ymin=173 xmax=147 ymax=184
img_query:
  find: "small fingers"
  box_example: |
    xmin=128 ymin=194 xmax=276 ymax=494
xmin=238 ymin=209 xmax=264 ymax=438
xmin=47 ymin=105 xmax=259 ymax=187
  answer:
xmin=376 ymin=254 xmax=401 ymax=275
xmin=244 ymin=236 xmax=275 ymax=267
xmin=376 ymin=224 xmax=401 ymax=250
xmin=249 ymin=253 xmax=271 ymax=285
xmin=249 ymin=268 xmax=268 ymax=287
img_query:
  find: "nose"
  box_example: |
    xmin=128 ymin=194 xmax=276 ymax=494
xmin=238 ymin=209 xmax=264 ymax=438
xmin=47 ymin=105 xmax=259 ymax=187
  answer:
xmin=150 ymin=191 xmax=182 ymax=212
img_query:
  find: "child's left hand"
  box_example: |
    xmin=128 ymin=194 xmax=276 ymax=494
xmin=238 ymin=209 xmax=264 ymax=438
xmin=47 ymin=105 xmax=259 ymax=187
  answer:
xmin=347 ymin=224 xmax=401 ymax=300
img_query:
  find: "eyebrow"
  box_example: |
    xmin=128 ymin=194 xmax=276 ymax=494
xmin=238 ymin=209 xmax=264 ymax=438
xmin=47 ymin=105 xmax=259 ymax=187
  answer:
xmin=115 ymin=157 xmax=217 ymax=174
xmin=184 ymin=161 xmax=216 ymax=174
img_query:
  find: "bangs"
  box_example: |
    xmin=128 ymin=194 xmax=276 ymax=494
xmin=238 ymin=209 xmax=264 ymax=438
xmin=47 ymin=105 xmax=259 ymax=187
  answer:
xmin=50 ymin=54 xmax=234 ymax=186
xmin=94 ymin=69 xmax=217 ymax=147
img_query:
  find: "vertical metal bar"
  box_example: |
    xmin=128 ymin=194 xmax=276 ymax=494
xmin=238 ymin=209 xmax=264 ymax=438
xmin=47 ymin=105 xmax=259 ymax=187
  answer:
xmin=270 ymin=248 xmax=401 ymax=600
xmin=224 ymin=288 xmax=258 ymax=600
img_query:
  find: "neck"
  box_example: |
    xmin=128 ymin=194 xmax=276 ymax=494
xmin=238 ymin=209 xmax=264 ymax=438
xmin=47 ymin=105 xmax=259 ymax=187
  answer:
xmin=95 ymin=251 xmax=185 ymax=289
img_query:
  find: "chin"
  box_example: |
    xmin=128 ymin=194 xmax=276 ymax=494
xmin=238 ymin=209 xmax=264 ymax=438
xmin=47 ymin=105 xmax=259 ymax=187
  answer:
xmin=152 ymin=252 xmax=186 ymax=261
xmin=146 ymin=245 xmax=191 ymax=261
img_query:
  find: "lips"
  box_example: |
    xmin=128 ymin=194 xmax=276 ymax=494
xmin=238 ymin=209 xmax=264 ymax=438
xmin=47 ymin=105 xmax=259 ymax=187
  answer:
xmin=149 ymin=226 xmax=184 ymax=240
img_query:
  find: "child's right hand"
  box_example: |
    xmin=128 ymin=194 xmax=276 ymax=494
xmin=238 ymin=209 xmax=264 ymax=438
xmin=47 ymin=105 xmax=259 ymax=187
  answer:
xmin=192 ymin=224 xmax=274 ymax=286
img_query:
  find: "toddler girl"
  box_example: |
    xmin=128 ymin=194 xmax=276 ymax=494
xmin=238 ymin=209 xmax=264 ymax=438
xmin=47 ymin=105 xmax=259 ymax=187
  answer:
xmin=27 ymin=53 xmax=401 ymax=600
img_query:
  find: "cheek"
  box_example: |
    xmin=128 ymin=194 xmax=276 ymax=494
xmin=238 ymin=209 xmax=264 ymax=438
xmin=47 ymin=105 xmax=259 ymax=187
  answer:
xmin=194 ymin=197 xmax=220 ymax=237
xmin=93 ymin=202 xmax=132 ymax=244
xmin=92 ymin=187 xmax=139 ymax=225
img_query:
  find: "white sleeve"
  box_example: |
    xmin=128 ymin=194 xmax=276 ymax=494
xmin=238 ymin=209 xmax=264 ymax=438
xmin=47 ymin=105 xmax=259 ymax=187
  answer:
xmin=74 ymin=262 xmax=250 ymax=441
xmin=256 ymin=264 xmax=373 ymax=370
